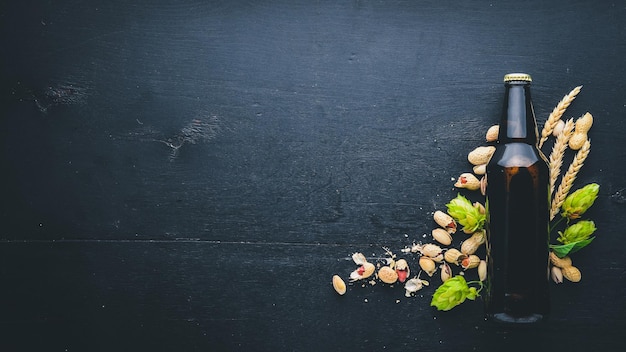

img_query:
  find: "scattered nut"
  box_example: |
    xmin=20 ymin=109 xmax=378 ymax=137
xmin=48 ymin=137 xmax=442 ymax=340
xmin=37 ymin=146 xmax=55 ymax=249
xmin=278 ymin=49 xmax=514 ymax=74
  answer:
xmin=568 ymin=133 xmax=587 ymax=150
xmin=433 ymin=210 xmax=457 ymax=234
xmin=454 ymin=173 xmax=481 ymax=191
xmin=478 ymin=260 xmax=487 ymax=281
xmin=432 ymin=228 xmax=452 ymax=246
xmin=419 ymin=243 xmax=443 ymax=258
xmin=440 ymin=262 xmax=452 ymax=282
xmin=444 ymin=248 xmax=465 ymax=265
xmin=461 ymin=230 xmax=486 ymax=255
xmin=549 ymin=252 xmax=573 ymax=268
xmin=486 ymin=125 xmax=499 ymax=142
xmin=332 ymin=275 xmax=347 ymax=295
xmin=561 ymin=265 xmax=582 ymax=282
xmin=378 ymin=265 xmax=399 ymax=284
xmin=569 ymin=112 xmax=593 ymax=150
xmin=352 ymin=252 xmax=369 ymax=265
xmin=551 ymin=266 xmax=563 ymax=284
xmin=473 ymin=163 xmax=487 ymax=175
xmin=468 ymin=146 xmax=496 ymax=166
xmin=350 ymin=261 xmax=376 ymax=281
xmin=461 ymin=255 xmax=481 ymax=270
xmin=395 ymin=259 xmax=410 ymax=283
xmin=404 ymin=276 xmax=429 ymax=297
xmin=419 ymin=257 xmax=437 ymax=277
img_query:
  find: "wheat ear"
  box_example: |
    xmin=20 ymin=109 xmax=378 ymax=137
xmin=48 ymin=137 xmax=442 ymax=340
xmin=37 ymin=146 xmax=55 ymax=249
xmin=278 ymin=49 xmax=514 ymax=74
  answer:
xmin=548 ymin=118 xmax=575 ymax=196
xmin=550 ymin=138 xmax=591 ymax=220
xmin=539 ymin=85 xmax=582 ymax=149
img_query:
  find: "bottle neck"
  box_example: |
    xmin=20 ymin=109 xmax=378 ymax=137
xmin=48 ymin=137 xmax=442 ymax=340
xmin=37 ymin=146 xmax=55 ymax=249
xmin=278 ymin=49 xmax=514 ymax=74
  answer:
xmin=498 ymin=82 xmax=538 ymax=145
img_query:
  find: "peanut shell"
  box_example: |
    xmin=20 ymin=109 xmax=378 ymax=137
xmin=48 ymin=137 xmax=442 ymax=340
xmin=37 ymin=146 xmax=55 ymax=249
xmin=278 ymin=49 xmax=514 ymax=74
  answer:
xmin=561 ymin=266 xmax=581 ymax=282
xmin=468 ymin=146 xmax=496 ymax=166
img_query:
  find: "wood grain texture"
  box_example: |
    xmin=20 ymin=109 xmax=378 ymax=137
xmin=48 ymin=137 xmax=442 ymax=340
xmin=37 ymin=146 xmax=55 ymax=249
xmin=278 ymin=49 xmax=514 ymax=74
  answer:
xmin=1 ymin=0 xmax=626 ymax=350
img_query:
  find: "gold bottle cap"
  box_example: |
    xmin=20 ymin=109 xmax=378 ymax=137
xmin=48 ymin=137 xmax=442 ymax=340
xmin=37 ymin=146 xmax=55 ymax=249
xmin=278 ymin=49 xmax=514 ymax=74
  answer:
xmin=503 ymin=73 xmax=532 ymax=82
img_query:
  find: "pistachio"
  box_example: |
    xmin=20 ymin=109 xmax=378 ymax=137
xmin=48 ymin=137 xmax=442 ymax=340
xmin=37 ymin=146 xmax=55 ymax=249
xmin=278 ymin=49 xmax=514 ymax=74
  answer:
xmin=440 ymin=262 xmax=452 ymax=282
xmin=431 ymin=228 xmax=452 ymax=246
xmin=561 ymin=265 xmax=582 ymax=282
xmin=551 ymin=266 xmax=563 ymax=284
xmin=454 ymin=173 xmax=481 ymax=191
xmin=444 ymin=248 xmax=465 ymax=265
xmin=478 ymin=260 xmax=487 ymax=281
xmin=461 ymin=254 xmax=480 ymax=270
xmin=395 ymin=259 xmax=410 ymax=283
xmin=486 ymin=124 xmax=499 ymax=142
xmin=433 ymin=210 xmax=457 ymax=234
xmin=332 ymin=275 xmax=347 ymax=295
xmin=473 ymin=163 xmax=487 ymax=175
xmin=468 ymin=146 xmax=496 ymax=166
xmin=461 ymin=230 xmax=486 ymax=255
xmin=419 ymin=257 xmax=437 ymax=277
xmin=549 ymin=251 xmax=573 ymax=268
xmin=378 ymin=265 xmax=399 ymax=284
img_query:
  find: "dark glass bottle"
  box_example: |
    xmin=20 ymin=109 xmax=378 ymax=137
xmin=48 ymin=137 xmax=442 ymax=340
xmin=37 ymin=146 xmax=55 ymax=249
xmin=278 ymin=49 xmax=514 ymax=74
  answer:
xmin=484 ymin=73 xmax=550 ymax=323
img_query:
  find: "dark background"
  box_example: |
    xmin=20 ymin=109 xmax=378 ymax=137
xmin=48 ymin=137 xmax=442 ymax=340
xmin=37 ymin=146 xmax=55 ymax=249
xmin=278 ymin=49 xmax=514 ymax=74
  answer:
xmin=1 ymin=0 xmax=625 ymax=351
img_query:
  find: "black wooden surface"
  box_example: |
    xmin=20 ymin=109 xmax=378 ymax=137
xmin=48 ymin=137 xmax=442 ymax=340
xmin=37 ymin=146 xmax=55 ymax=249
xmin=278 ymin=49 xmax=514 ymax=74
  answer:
xmin=1 ymin=0 xmax=626 ymax=350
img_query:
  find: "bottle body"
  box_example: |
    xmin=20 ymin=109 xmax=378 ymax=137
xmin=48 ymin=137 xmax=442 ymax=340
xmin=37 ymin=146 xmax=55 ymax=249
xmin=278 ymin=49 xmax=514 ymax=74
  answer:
xmin=484 ymin=74 xmax=550 ymax=323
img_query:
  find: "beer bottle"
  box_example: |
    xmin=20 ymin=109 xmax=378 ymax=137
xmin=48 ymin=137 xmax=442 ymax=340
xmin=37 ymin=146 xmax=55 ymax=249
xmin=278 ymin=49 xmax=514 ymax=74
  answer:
xmin=484 ymin=73 xmax=550 ymax=323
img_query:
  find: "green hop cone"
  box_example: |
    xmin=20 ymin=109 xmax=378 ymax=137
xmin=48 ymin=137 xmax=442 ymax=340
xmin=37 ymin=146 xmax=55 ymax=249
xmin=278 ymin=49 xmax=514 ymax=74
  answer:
xmin=551 ymin=220 xmax=597 ymax=257
xmin=561 ymin=183 xmax=599 ymax=220
xmin=431 ymin=275 xmax=478 ymax=311
xmin=446 ymin=194 xmax=486 ymax=233
xmin=558 ymin=220 xmax=597 ymax=244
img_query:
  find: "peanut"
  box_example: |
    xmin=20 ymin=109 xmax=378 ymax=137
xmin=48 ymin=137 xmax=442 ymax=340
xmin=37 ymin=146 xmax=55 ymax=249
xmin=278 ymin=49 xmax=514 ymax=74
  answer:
xmin=444 ymin=248 xmax=465 ymax=265
xmin=549 ymin=251 xmax=572 ymax=268
xmin=433 ymin=210 xmax=457 ymax=234
xmin=486 ymin=125 xmax=499 ymax=142
xmin=473 ymin=163 xmax=487 ymax=175
xmin=454 ymin=173 xmax=481 ymax=191
xmin=561 ymin=265 xmax=582 ymax=283
xmin=468 ymin=146 xmax=496 ymax=166
xmin=461 ymin=254 xmax=481 ymax=270
xmin=569 ymin=112 xmax=593 ymax=150
xmin=461 ymin=230 xmax=486 ymax=255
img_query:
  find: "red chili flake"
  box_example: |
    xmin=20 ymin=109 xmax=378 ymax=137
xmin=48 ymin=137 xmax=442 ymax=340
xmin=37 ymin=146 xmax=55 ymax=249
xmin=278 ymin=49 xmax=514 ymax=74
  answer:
xmin=460 ymin=176 xmax=467 ymax=184
xmin=357 ymin=265 xmax=365 ymax=276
